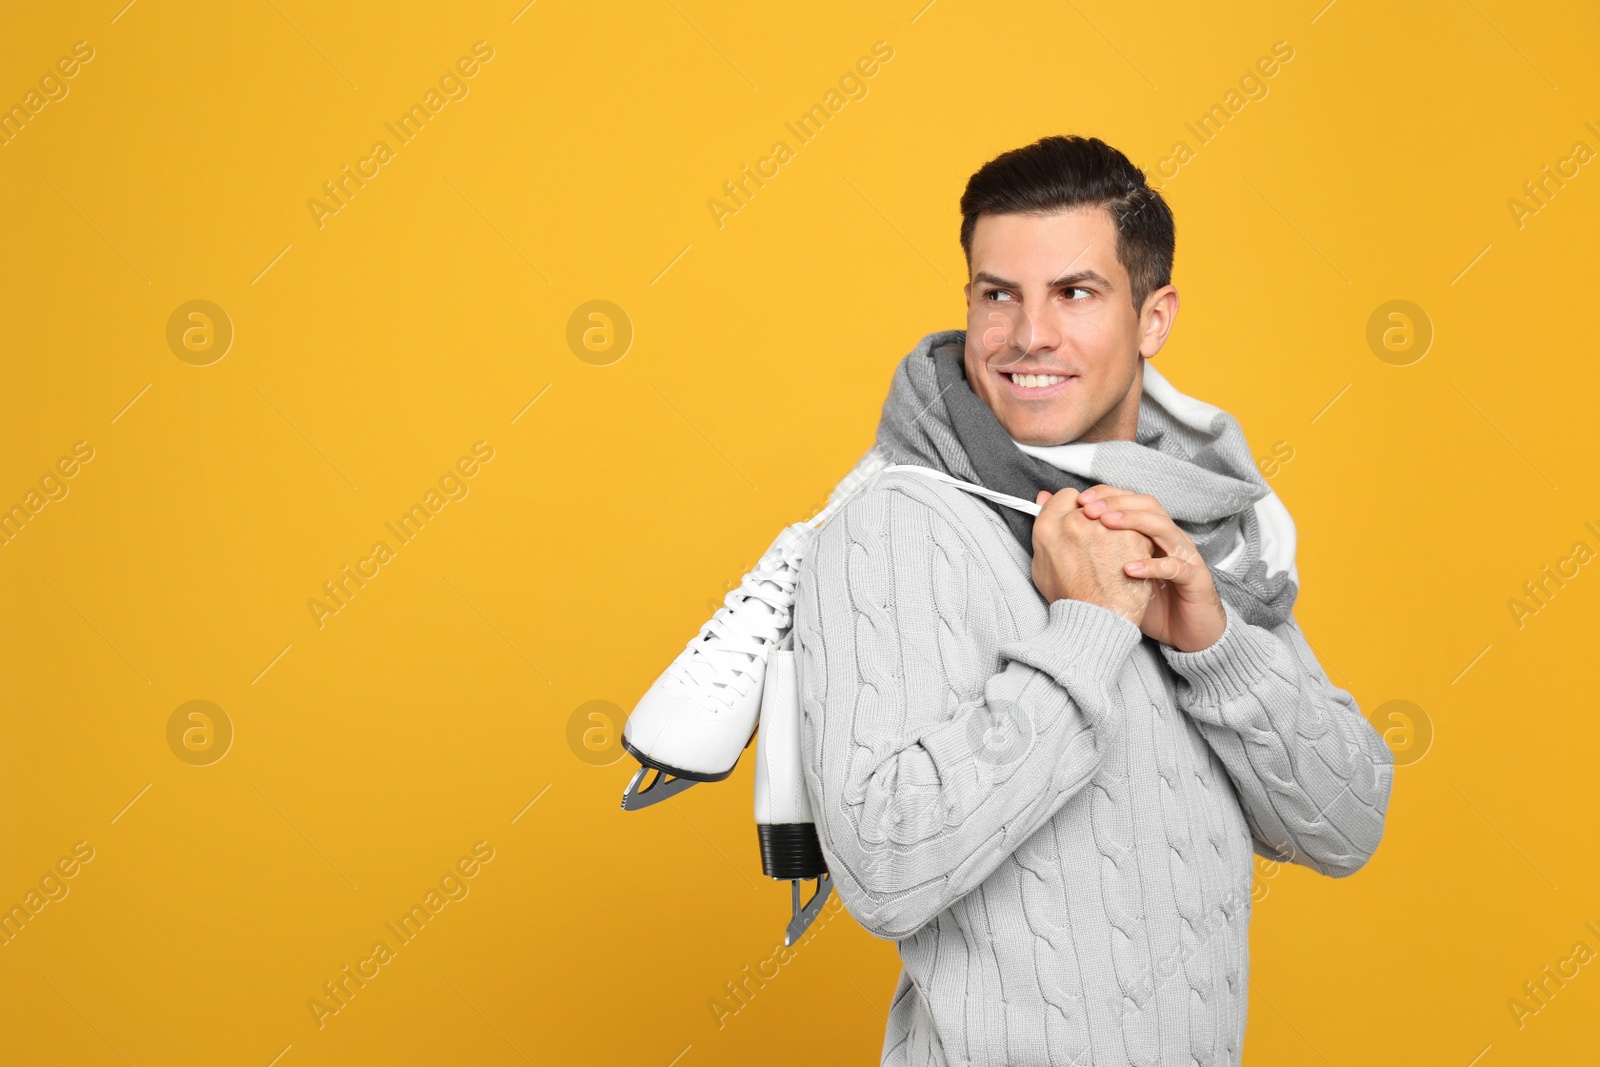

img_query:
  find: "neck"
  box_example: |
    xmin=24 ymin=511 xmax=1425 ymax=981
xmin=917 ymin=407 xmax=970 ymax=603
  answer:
xmin=1073 ymin=362 xmax=1143 ymax=444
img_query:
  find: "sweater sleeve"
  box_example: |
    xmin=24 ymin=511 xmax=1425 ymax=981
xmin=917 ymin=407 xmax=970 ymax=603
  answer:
xmin=793 ymin=484 xmax=1142 ymax=941
xmin=1159 ymin=600 xmax=1394 ymax=877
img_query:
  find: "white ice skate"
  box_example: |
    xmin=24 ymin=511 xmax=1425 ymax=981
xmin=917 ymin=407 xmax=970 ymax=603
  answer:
xmin=618 ymin=446 xmax=890 ymax=811
xmin=619 ymin=521 xmax=813 ymax=810
xmin=752 ymin=633 xmax=833 ymax=944
xmin=616 ymin=448 xmax=1038 ymax=945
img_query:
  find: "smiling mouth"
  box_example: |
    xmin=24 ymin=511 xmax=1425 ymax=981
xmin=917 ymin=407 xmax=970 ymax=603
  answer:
xmin=1003 ymin=371 xmax=1075 ymax=390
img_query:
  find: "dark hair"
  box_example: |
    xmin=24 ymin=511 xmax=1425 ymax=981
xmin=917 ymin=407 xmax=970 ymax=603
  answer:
xmin=959 ymin=135 xmax=1174 ymax=311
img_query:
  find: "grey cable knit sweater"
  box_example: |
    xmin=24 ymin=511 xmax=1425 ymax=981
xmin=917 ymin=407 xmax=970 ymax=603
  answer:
xmin=794 ymin=469 xmax=1393 ymax=1067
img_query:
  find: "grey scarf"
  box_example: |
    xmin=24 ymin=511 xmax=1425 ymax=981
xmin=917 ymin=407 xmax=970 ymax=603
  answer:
xmin=875 ymin=330 xmax=1299 ymax=630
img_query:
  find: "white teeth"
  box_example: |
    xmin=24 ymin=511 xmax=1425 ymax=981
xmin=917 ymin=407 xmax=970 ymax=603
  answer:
xmin=1010 ymin=373 xmax=1067 ymax=389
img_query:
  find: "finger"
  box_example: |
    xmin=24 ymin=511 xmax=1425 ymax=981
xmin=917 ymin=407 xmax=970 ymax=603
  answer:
xmin=1125 ymin=555 xmax=1193 ymax=582
xmin=1031 ymin=490 xmax=1080 ymax=549
xmin=1075 ymin=484 xmax=1122 ymax=504
xmin=1038 ymin=486 xmax=1080 ymax=517
xmin=1078 ymin=490 xmax=1160 ymax=519
xmin=1096 ymin=507 xmax=1195 ymax=559
xmin=1125 ymin=555 xmax=1216 ymax=598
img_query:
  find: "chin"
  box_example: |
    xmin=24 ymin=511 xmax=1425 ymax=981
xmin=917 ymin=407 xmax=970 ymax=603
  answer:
xmin=1001 ymin=411 xmax=1083 ymax=447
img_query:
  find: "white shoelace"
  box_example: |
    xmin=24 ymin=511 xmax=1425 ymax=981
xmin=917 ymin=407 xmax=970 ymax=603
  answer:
xmin=661 ymin=524 xmax=812 ymax=711
xmin=655 ymin=446 xmax=892 ymax=713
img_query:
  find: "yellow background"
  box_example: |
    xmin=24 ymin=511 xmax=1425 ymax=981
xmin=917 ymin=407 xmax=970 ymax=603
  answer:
xmin=2 ymin=0 xmax=1598 ymax=1063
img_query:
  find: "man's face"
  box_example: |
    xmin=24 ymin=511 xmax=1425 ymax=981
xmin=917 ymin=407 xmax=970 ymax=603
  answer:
xmin=963 ymin=207 xmax=1176 ymax=446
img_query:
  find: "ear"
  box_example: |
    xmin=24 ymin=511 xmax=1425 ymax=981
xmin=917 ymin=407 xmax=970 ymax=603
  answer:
xmin=1137 ymin=284 xmax=1179 ymax=359
xmin=962 ymin=280 xmax=972 ymax=309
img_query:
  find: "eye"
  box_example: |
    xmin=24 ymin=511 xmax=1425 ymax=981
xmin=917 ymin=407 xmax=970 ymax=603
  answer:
xmin=984 ymin=289 xmax=1015 ymax=302
xmin=1062 ymin=287 xmax=1092 ymax=301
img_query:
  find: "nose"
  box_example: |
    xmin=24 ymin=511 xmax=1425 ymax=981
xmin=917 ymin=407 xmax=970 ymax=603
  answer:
xmin=1014 ymin=302 xmax=1061 ymax=358
xmin=979 ymin=299 xmax=1061 ymax=368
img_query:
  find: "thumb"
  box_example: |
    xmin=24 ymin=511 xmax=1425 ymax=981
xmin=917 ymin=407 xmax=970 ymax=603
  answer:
xmin=1036 ymin=490 xmax=1052 ymax=506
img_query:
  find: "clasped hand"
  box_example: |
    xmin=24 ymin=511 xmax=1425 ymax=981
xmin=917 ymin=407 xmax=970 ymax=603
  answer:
xmin=1029 ymin=485 xmax=1226 ymax=653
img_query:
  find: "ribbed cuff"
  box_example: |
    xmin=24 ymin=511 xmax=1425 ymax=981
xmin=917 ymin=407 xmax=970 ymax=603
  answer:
xmin=920 ymin=715 xmax=980 ymax=777
xmin=1001 ymin=598 xmax=1143 ymax=690
xmin=920 ymin=599 xmax=1139 ymax=779
xmin=1159 ymin=601 xmax=1277 ymax=707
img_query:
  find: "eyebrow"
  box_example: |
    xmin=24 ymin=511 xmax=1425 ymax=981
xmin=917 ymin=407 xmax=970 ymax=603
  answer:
xmin=972 ymin=269 xmax=1115 ymax=290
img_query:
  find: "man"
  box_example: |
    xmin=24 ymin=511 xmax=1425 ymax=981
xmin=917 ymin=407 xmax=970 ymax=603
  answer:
xmin=793 ymin=135 xmax=1393 ymax=1066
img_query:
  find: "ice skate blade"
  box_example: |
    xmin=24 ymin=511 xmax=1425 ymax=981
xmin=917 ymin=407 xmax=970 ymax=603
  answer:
xmin=620 ymin=763 xmax=698 ymax=811
xmin=784 ymin=873 xmax=833 ymax=946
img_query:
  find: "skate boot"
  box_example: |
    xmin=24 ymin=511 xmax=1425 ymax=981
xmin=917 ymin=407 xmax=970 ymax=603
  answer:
xmin=618 ymin=445 xmax=890 ymax=812
xmin=752 ymin=634 xmax=832 ymax=944
xmin=619 ymin=521 xmax=812 ymax=810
